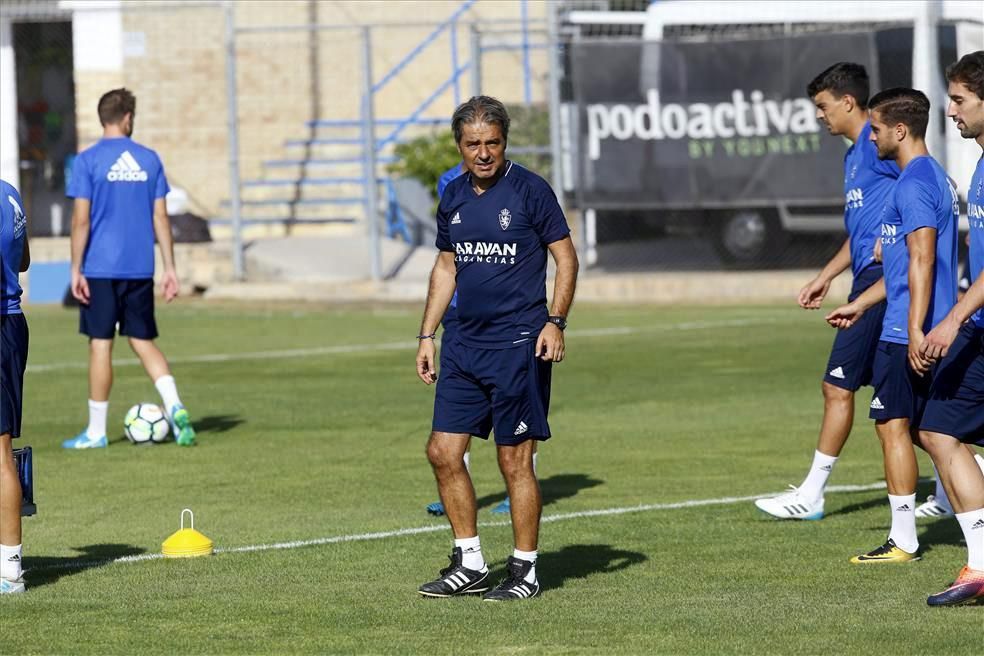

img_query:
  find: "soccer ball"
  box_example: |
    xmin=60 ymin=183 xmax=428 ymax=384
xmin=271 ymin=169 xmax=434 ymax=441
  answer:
xmin=124 ymin=404 xmax=170 ymax=444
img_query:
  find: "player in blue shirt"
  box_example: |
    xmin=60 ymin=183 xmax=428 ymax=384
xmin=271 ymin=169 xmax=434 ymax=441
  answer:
xmin=63 ymin=88 xmax=196 ymax=449
xmin=917 ymin=52 xmax=984 ymax=606
xmin=828 ymin=88 xmax=959 ymax=564
xmin=425 ymin=162 xmax=533 ymax=518
xmin=0 ymin=179 xmax=30 ymax=594
xmin=415 ymin=97 xmax=578 ymax=601
xmin=756 ymin=63 xmax=898 ymax=521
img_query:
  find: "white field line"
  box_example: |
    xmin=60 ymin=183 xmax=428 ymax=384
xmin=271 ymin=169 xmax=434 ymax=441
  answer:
xmin=31 ymin=481 xmax=886 ymax=573
xmin=26 ymin=316 xmax=790 ymax=374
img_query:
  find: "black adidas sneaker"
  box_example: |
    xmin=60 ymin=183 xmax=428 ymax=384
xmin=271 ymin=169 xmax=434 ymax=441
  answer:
xmin=418 ymin=547 xmax=489 ymax=598
xmin=482 ymin=557 xmax=540 ymax=601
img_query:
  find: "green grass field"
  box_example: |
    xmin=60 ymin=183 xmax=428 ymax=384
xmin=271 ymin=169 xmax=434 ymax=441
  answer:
xmin=4 ymin=301 xmax=981 ymax=654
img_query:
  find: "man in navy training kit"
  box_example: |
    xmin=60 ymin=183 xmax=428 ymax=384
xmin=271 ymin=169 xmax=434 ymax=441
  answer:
xmin=756 ymin=63 xmax=897 ymax=520
xmin=425 ymin=162 xmax=538 ymax=518
xmin=415 ymin=96 xmax=578 ymax=600
xmin=1 ymin=179 xmax=30 ymax=593
xmin=827 ymin=87 xmax=960 ymax=563
xmin=64 ymin=88 xmax=196 ymax=449
xmin=917 ymin=50 xmax=984 ymax=606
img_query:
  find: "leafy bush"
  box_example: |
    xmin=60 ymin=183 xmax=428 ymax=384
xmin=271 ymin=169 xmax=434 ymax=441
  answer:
xmin=388 ymin=103 xmax=552 ymax=202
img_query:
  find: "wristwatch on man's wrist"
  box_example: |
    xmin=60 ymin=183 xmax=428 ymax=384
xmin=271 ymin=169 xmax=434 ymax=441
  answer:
xmin=546 ymin=315 xmax=567 ymax=331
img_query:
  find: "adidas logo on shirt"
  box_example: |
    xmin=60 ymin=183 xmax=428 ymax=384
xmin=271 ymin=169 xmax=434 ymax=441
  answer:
xmin=828 ymin=366 xmax=845 ymax=379
xmin=514 ymin=421 xmax=528 ymax=436
xmin=107 ymin=151 xmax=149 ymax=182
xmin=870 ymin=397 xmax=884 ymax=410
xmin=451 ymin=212 xmax=461 ymax=225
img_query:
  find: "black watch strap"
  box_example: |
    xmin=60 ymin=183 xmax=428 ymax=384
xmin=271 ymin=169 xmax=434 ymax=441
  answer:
xmin=547 ymin=315 xmax=567 ymax=331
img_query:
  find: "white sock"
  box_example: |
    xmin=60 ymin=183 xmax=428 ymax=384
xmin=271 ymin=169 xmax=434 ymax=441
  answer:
xmin=532 ymin=451 xmax=538 ymax=477
xmin=955 ymin=508 xmax=984 ymax=571
xmin=86 ymin=400 xmax=108 ymax=439
xmin=888 ymin=493 xmax=919 ymax=554
xmin=932 ymin=464 xmax=953 ymax=510
xmin=455 ymin=536 xmax=485 ymax=570
xmin=513 ymin=548 xmax=538 ymax=583
xmin=1 ymin=544 xmax=22 ymax=580
xmin=462 ymin=451 xmax=470 ymax=474
xmin=154 ymin=375 xmax=182 ymax=417
xmin=798 ymin=450 xmax=837 ymax=502
xmin=975 ymin=454 xmax=984 ymax=477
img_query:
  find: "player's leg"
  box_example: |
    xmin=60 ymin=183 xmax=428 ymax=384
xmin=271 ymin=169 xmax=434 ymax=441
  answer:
xmin=922 ymin=431 xmax=984 ymax=606
xmin=427 ymin=440 xmax=471 ymax=517
xmin=419 ymin=431 xmax=489 ymax=597
xmin=0 ymin=434 xmax=24 ymax=594
xmin=492 ymin=443 xmax=537 ymax=515
xmin=850 ymin=417 xmax=920 ymax=563
xmin=756 ymin=294 xmax=883 ymax=520
xmin=65 ymin=280 xmax=118 ymax=448
xmin=920 ymin=327 xmax=984 ymax=604
xmin=484 ymin=342 xmax=549 ymax=601
xmin=121 ymin=280 xmax=195 ymax=446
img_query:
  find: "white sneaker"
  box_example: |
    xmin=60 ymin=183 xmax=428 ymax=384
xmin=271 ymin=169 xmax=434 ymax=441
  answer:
xmin=915 ymin=495 xmax=953 ymax=519
xmin=0 ymin=577 xmax=25 ymax=594
xmin=755 ymin=485 xmax=825 ymax=520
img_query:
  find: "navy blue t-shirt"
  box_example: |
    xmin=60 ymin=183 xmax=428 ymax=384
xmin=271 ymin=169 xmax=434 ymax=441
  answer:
xmin=879 ymin=156 xmax=959 ymax=344
xmin=436 ymin=162 xmax=570 ymax=349
xmin=843 ymin=122 xmax=899 ymax=276
xmin=0 ymin=180 xmax=27 ymax=316
xmin=67 ymin=137 xmax=169 ymax=279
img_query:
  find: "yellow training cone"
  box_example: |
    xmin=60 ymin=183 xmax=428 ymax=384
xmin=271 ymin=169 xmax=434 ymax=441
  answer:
xmin=162 ymin=509 xmax=214 ymax=558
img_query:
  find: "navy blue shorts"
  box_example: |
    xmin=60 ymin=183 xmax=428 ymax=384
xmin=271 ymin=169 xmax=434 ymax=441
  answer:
xmin=80 ymin=278 xmax=158 ymax=340
xmin=433 ymin=337 xmax=552 ymax=445
xmin=824 ymin=265 xmax=886 ymax=391
xmin=920 ymin=323 xmax=984 ymax=446
xmin=868 ymin=340 xmax=932 ymax=422
xmin=1 ymin=313 xmax=29 ymax=438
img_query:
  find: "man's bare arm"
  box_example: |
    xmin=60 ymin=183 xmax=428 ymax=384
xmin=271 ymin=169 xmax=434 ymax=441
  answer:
xmin=416 ymin=251 xmax=456 ymax=384
xmin=906 ymin=227 xmax=936 ymax=374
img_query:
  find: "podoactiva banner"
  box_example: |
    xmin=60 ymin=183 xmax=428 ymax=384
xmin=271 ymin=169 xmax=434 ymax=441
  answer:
xmin=572 ymin=33 xmax=878 ymax=209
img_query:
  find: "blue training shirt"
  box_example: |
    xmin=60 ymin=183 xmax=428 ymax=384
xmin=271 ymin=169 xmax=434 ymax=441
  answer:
xmin=437 ymin=163 xmax=464 ymax=320
xmin=969 ymin=155 xmax=984 ymax=329
xmin=879 ymin=155 xmax=959 ymax=344
xmin=0 ymin=180 xmax=27 ymax=316
xmin=844 ymin=122 xmax=900 ymax=277
xmin=66 ymin=137 xmax=170 ymax=279
xmin=436 ymin=161 xmax=570 ymax=349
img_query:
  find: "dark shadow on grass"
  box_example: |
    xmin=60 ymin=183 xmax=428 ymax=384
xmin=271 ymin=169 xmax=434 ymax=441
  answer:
xmin=474 ymin=473 xmax=605 ymax=511
xmin=194 ymin=414 xmax=245 ymax=435
xmin=524 ymin=544 xmax=646 ymax=591
xmin=24 ymin=544 xmax=146 ymax=588
xmin=918 ymin=515 xmax=966 ymax=556
xmin=823 ymin=478 xmax=936 ymax=518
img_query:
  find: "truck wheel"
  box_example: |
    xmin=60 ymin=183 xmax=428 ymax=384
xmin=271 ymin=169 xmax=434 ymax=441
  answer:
xmin=711 ymin=210 xmax=787 ymax=268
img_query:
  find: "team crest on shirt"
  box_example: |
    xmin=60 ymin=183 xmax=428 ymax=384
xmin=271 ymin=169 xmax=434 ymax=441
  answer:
xmin=498 ymin=208 xmax=512 ymax=230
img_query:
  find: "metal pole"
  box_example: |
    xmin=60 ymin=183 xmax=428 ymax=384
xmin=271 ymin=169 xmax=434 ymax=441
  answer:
xmin=224 ymin=1 xmax=244 ymax=281
xmin=913 ymin=1 xmax=946 ymax=163
xmin=362 ymin=26 xmax=382 ymax=282
xmin=470 ymin=24 xmax=482 ymax=98
xmin=547 ymin=1 xmax=564 ymax=205
xmin=520 ymin=0 xmax=532 ymax=105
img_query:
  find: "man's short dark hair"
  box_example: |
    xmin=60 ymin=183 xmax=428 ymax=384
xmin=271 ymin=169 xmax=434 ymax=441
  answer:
xmin=98 ymin=88 xmax=136 ymax=127
xmin=945 ymin=50 xmax=984 ymax=100
xmin=869 ymin=87 xmax=931 ymax=139
xmin=807 ymin=62 xmax=870 ymax=109
xmin=451 ymin=96 xmax=510 ymax=144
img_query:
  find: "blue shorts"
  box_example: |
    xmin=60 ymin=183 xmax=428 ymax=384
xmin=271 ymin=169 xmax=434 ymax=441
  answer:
xmin=868 ymin=340 xmax=932 ymax=422
xmin=1 ymin=313 xmax=29 ymax=438
xmin=80 ymin=278 xmax=158 ymax=340
xmin=824 ymin=265 xmax=885 ymax=391
xmin=920 ymin=323 xmax=984 ymax=446
xmin=433 ymin=337 xmax=552 ymax=445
